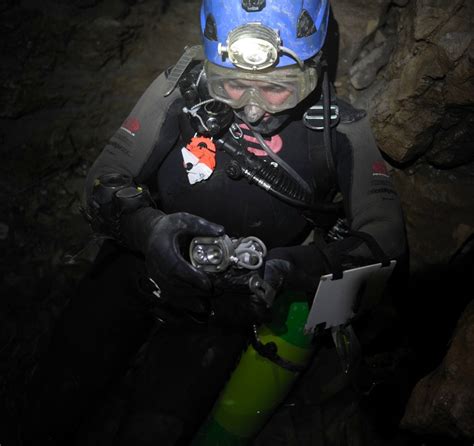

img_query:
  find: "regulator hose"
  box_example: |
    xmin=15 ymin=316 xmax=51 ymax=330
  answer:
xmin=322 ymin=67 xmax=336 ymax=177
xmin=217 ymin=137 xmax=340 ymax=212
xmin=240 ymin=116 xmax=313 ymax=197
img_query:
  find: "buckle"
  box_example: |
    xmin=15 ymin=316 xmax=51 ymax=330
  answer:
xmin=303 ymin=104 xmax=340 ymax=130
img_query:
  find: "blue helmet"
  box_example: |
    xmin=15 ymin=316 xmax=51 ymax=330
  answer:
xmin=200 ymin=0 xmax=330 ymax=70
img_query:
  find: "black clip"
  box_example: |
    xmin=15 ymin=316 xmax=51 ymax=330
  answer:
xmin=303 ymin=104 xmax=340 ymax=130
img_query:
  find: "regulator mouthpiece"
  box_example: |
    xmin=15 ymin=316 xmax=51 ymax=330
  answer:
xmin=244 ymin=104 xmax=266 ymax=123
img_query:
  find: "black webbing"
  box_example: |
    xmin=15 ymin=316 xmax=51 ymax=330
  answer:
xmin=348 ymin=231 xmax=391 ymax=267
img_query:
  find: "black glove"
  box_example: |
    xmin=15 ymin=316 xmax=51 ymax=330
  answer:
xmin=121 ymin=208 xmax=224 ymax=294
xmin=262 ymin=258 xmax=293 ymax=299
xmin=211 ymin=266 xmax=260 ymax=293
xmin=265 ymin=244 xmax=328 ymax=294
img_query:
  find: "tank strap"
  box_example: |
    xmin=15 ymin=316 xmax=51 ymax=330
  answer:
xmin=250 ymin=325 xmax=307 ymax=373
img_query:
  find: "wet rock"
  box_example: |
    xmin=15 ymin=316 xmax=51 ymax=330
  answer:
xmin=392 ymin=0 xmax=409 ymax=6
xmin=392 ymin=165 xmax=474 ymax=269
xmin=67 ymin=17 xmax=130 ymax=71
xmin=349 ymin=31 xmax=396 ymax=90
xmin=74 ymin=0 xmax=102 ymax=8
xmin=342 ymin=0 xmax=474 ymax=270
xmin=445 ymin=40 xmax=474 ymax=106
xmin=436 ymin=30 xmax=472 ymax=63
xmin=413 ymin=0 xmax=465 ymax=42
xmin=352 ymin=0 xmax=474 ymax=164
xmin=0 ymin=8 xmax=63 ymax=119
xmin=64 ymin=176 xmax=85 ymax=198
xmin=0 ymin=222 xmax=8 ymax=240
xmin=366 ymin=42 xmax=451 ymax=162
xmin=401 ymin=300 xmax=474 ymax=439
xmin=427 ymin=112 xmax=474 ymax=168
xmin=0 ymin=0 xmax=14 ymax=13
xmin=331 ymin=0 xmax=392 ymax=78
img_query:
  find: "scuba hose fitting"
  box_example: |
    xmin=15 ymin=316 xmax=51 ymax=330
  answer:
xmin=179 ymin=68 xmax=233 ymax=137
xmin=217 ymin=132 xmax=341 ymax=212
xmin=218 ymin=132 xmax=313 ymax=208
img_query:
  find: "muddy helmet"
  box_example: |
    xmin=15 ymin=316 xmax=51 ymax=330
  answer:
xmin=200 ymin=0 xmax=330 ymax=70
xmin=200 ymin=0 xmax=330 ymax=123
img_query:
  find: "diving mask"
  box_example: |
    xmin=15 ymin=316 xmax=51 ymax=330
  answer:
xmin=204 ymin=61 xmax=318 ymax=114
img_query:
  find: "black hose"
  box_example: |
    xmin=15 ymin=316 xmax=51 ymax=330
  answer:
xmin=240 ymin=116 xmax=313 ymax=196
xmin=322 ymin=68 xmax=336 ymax=176
xmin=217 ymin=138 xmax=340 ymax=212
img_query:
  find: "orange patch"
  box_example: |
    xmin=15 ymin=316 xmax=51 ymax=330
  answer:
xmin=186 ymin=136 xmax=217 ymax=170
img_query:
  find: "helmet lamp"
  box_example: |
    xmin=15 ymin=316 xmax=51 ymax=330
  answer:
xmin=218 ymin=24 xmax=281 ymax=71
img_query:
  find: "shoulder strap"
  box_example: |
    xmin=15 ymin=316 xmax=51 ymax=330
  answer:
xmin=136 ymin=60 xmax=204 ymax=185
xmin=307 ymin=125 xmax=338 ymax=204
xmin=306 ymin=90 xmax=367 ymax=205
xmin=304 ymin=74 xmax=339 ymax=205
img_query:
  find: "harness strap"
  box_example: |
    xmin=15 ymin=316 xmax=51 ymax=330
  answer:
xmin=250 ymin=325 xmax=307 ymax=373
xmin=348 ymin=230 xmax=391 ymax=267
xmin=306 ymin=71 xmax=340 ymax=218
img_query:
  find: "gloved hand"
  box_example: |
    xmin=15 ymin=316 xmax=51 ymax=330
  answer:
xmin=210 ymin=256 xmax=299 ymax=330
xmin=265 ymin=244 xmax=327 ymax=295
xmin=262 ymin=258 xmax=293 ymax=303
xmin=211 ymin=267 xmax=259 ymax=294
xmin=146 ymin=212 xmax=225 ymax=292
xmin=121 ymin=208 xmax=224 ymax=294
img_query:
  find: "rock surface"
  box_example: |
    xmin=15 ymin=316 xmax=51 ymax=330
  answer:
xmin=392 ymin=164 xmax=474 ymax=270
xmin=333 ymin=0 xmax=474 ymax=270
xmin=344 ymin=0 xmax=474 ymax=165
xmin=401 ymin=300 xmax=474 ymax=439
xmin=330 ymin=0 xmax=392 ymax=80
xmin=0 ymin=2 xmax=202 ymax=444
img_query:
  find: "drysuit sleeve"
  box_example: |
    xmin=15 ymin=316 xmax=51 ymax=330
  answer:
xmin=83 ymin=71 xmax=183 ymax=206
xmin=267 ymin=115 xmax=407 ymax=293
xmin=328 ymin=116 xmax=407 ymax=263
xmin=82 ymin=72 xmax=229 ymax=294
xmin=83 ymin=71 xmax=185 ymax=251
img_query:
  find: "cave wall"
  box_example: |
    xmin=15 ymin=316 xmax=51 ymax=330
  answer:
xmin=0 ymin=0 xmax=202 ymax=293
xmin=0 ymin=1 xmax=202 ymax=432
xmin=332 ymin=0 xmax=474 ymax=270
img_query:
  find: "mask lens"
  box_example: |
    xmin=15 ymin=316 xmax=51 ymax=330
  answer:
xmin=222 ymin=80 xmax=294 ymax=108
xmin=223 ymin=80 xmax=248 ymax=101
xmin=205 ymin=61 xmax=317 ymax=113
xmin=258 ymin=84 xmax=293 ymax=106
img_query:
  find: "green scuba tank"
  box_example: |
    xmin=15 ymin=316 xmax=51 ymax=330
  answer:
xmin=192 ymin=291 xmax=314 ymax=445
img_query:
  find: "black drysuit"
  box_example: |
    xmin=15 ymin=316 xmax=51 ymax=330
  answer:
xmin=24 ymin=70 xmax=406 ymax=446
xmin=86 ymin=71 xmax=405 ymax=267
